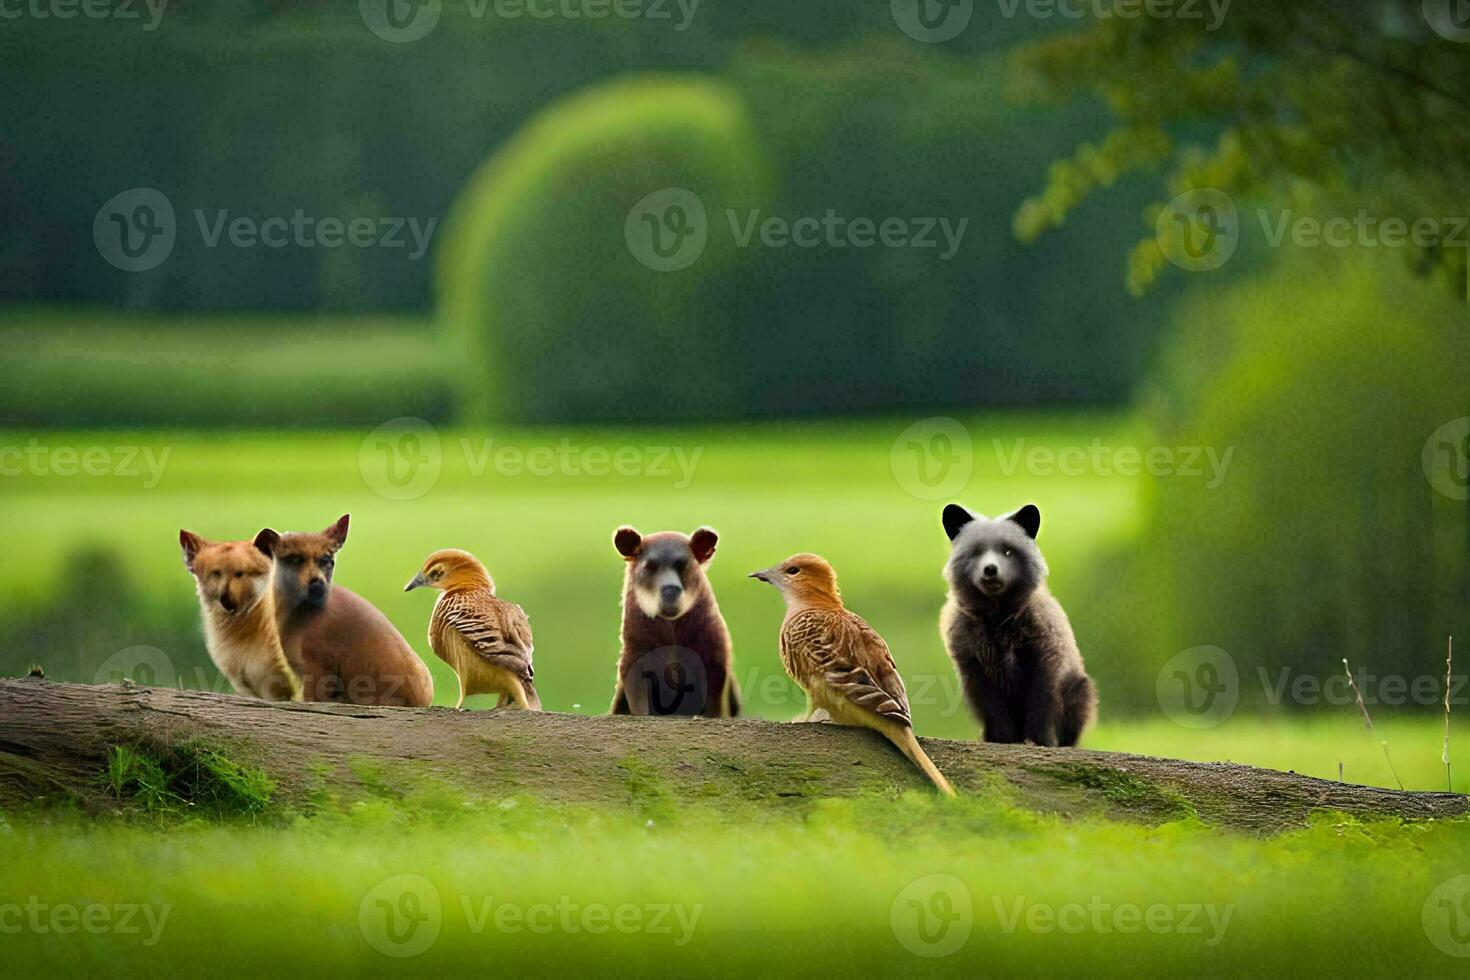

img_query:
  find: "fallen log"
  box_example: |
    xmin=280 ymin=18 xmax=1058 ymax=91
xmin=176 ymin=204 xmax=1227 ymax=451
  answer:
xmin=0 ymin=678 xmax=1464 ymax=833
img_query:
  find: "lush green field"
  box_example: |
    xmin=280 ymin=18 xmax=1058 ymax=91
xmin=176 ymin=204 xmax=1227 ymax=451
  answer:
xmin=0 ymin=309 xmax=450 ymax=427
xmin=1089 ymin=716 xmax=1465 ymax=794
xmin=2 ymin=769 xmax=1468 ymax=976
xmin=4 ymin=422 xmax=1469 ymax=976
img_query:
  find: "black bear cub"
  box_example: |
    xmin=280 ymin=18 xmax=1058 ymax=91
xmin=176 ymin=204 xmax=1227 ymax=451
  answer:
xmin=940 ymin=503 xmax=1096 ymax=746
xmin=609 ymin=525 xmax=742 ymax=717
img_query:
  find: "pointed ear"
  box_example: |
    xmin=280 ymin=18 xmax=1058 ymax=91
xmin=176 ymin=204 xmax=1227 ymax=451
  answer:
xmin=942 ymin=504 xmax=974 ymax=542
xmin=690 ymin=527 xmax=718 ymax=564
xmin=1007 ymin=504 xmax=1041 ymax=539
xmin=179 ymin=530 xmax=204 ymax=568
xmin=324 ymin=514 xmax=349 ymax=549
xmin=614 ymin=526 xmax=642 ymax=560
xmin=253 ymin=528 xmax=280 ymax=558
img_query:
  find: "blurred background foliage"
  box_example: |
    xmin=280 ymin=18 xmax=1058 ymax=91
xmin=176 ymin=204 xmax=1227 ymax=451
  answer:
xmin=1080 ymin=249 xmax=1470 ymax=707
xmin=1 ymin=1 xmax=1467 ymax=719
xmin=1 ymin=4 xmax=1171 ymax=424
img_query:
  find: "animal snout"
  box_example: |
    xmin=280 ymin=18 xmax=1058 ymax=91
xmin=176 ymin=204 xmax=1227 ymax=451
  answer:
xmin=307 ymin=579 xmax=327 ymax=600
xmin=660 ymin=584 xmax=683 ymax=603
xmin=982 ymin=563 xmax=999 ymax=579
xmin=218 ymin=593 xmax=239 ymax=613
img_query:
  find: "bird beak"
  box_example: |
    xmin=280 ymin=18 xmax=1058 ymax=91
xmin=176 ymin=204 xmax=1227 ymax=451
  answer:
xmin=749 ymin=569 xmax=770 ymax=583
xmin=404 ymin=571 xmax=426 ymax=592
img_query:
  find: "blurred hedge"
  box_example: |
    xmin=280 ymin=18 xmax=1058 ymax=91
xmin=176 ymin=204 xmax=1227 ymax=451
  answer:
xmin=438 ymin=75 xmax=770 ymax=422
xmin=1076 ymin=250 xmax=1470 ymax=711
xmin=439 ymin=43 xmax=1170 ymax=421
xmin=0 ymin=310 xmax=451 ymax=428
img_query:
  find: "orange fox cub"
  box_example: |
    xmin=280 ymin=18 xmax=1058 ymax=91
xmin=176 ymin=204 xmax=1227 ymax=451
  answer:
xmin=179 ymin=530 xmax=300 ymax=701
xmin=255 ymin=515 xmax=433 ymax=707
xmin=405 ymin=549 xmax=540 ymax=710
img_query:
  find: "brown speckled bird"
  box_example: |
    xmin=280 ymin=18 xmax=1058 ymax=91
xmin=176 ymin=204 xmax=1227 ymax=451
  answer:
xmin=751 ymin=553 xmax=955 ymax=797
xmin=405 ymin=549 xmax=540 ymax=710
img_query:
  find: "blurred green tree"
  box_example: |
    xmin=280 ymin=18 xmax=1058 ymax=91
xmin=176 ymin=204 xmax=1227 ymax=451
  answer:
xmin=1010 ymin=0 xmax=1470 ymax=296
xmin=1077 ymin=249 xmax=1470 ymax=711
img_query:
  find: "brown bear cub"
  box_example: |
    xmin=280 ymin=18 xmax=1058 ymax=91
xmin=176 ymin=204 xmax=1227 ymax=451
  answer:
xmin=255 ymin=514 xmax=433 ymax=707
xmin=940 ymin=503 xmax=1096 ymax=746
xmin=609 ymin=526 xmax=741 ymax=717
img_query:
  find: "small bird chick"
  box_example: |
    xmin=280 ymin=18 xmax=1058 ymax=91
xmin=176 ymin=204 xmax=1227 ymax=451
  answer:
xmin=405 ymin=549 xmax=540 ymax=711
xmin=751 ymin=554 xmax=956 ymax=797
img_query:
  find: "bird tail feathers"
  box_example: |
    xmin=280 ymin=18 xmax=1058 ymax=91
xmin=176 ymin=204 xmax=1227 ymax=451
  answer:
xmin=887 ymin=725 xmax=957 ymax=798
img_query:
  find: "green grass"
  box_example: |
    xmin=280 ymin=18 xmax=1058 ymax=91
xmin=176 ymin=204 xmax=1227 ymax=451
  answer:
xmin=1089 ymin=716 xmax=1466 ymax=794
xmin=0 ymin=308 xmax=450 ymax=427
xmin=1 ymin=785 xmax=1467 ymax=976
xmin=102 ymin=742 xmax=276 ymax=820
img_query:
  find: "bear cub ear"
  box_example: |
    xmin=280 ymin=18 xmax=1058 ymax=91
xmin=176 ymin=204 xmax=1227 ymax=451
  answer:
xmin=614 ymin=526 xmax=642 ymax=559
xmin=689 ymin=527 xmax=718 ymax=564
xmin=942 ymin=504 xmax=975 ymax=542
xmin=253 ymin=528 xmax=280 ymax=558
xmin=1007 ymin=504 xmax=1041 ymax=540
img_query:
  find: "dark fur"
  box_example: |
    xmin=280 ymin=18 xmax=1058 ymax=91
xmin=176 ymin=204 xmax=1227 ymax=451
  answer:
xmin=257 ymin=515 xmax=433 ymax=707
xmin=609 ymin=526 xmax=741 ymax=717
xmin=940 ymin=503 xmax=1096 ymax=747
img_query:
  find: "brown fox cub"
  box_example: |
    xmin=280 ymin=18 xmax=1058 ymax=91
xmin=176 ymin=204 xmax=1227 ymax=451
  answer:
xmin=179 ymin=530 xmax=300 ymax=701
xmin=255 ymin=514 xmax=433 ymax=707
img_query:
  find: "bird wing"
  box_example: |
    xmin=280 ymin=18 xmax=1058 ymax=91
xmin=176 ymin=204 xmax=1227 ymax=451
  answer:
xmin=783 ymin=609 xmax=911 ymax=727
xmin=433 ymin=590 xmax=535 ymax=682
